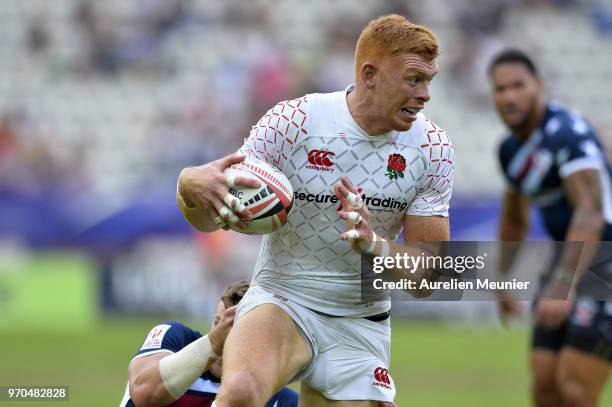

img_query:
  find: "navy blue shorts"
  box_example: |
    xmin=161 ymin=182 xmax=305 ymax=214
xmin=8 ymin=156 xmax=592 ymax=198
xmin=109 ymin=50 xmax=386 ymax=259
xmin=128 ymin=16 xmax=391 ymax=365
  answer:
xmin=532 ymin=298 xmax=612 ymax=363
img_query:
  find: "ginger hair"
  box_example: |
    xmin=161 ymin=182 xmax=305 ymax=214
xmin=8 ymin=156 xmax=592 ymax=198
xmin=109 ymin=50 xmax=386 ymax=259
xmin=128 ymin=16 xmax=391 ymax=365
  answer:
xmin=354 ymin=14 xmax=439 ymax=80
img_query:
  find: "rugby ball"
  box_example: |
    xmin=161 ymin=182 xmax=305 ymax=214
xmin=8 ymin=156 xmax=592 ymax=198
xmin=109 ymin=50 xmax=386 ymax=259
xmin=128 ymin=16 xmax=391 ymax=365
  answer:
xmin=223 ymin=157 xmax=293 ymax=235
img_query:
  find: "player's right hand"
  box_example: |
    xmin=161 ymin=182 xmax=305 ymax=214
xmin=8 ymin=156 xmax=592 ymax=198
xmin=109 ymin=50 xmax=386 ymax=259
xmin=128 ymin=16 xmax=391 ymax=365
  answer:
xmin=334 ymin=177 xmax=374 ymax=253
xmin=208 ymin=306 xmax=237 ymax=356
xmin=497 ymin=290 xmax=522 ymax=325
xmin=177 ymin=153 xmax=261 ymax=229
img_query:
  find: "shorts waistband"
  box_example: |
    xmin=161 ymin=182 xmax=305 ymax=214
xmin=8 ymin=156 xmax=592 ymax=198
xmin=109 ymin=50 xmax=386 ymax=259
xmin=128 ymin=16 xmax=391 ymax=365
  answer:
xmin=308 ymin=308 xmax=390 ymax=322
xmin=364 ymin=311 xmax=391 ymax=322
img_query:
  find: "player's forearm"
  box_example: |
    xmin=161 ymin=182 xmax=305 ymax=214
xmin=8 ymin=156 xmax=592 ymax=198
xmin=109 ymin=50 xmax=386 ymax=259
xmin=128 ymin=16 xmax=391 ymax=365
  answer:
xmin=552 ymin=168 xmax=606 ymax=289
xmin=498 ymin=189 xmax=530 ymax=275
xmin=368 ymin=216 xmax=449 ymax=298
xmin=498 ymin=215 xmax=528 ymax=277
xmin=373 ymin=239 xmax=443 ymax=298
xmin=130 ymin=334 xmax=218 ymax=405
xmin=499 ymin=215 xmax=528 ymax=241
xmin=158 ymin=334 xmax=218 ymax=399
xmin=129 ymin=360 xmax=176 ymax=407
xmin=566 ymin=207 xmax=605 ymax=242
xmin=554 ymin=208 xmax=604 ymax=287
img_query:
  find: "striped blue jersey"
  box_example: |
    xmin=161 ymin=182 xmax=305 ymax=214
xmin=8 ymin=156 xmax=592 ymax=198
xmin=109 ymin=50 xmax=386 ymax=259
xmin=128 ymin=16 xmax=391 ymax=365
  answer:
xmin=499 ymin=102 xmax=612 ymax=241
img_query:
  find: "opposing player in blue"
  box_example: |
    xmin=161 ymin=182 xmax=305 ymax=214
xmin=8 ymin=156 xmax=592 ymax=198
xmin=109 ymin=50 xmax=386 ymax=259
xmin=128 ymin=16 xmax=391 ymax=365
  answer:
xmin=118 ymin=280 xmax=298 ymax=406
xmin=490 ymin=49 xmax=611 ymax=407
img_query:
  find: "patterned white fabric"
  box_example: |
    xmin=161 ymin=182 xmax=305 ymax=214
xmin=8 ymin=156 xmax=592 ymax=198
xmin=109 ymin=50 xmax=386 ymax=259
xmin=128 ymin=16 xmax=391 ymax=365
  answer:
xmin=240 ymin=86 xmax=454 ymax=316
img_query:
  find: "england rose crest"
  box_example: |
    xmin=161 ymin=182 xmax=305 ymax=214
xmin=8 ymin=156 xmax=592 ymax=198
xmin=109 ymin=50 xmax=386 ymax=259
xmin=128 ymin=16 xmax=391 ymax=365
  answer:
xmin=385 ymin=153 xmax=406 ymax=180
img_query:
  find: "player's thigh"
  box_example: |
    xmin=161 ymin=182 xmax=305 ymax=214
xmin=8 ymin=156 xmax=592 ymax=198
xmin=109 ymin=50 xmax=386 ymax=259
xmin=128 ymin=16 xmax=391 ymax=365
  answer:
xmin=557 ymin=347 xmax=610 ymax=400
xmin=556 ymin=298 xmax=611 ymax=398
xmin=222 ymin=303 xmax=311 ymax=391
xmin=531 ymin=319 xmax=566 ymax=388
xmin=530 ymin=348 xmax=559 ymax=389
xmin=298 ymin=380 xmax=378 ymax=407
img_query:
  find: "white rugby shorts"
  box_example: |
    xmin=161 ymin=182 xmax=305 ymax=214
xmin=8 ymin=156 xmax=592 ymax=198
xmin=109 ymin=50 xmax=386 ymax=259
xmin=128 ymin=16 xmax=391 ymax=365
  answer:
xmin=236 ymin=285 xmax=395 ymax=402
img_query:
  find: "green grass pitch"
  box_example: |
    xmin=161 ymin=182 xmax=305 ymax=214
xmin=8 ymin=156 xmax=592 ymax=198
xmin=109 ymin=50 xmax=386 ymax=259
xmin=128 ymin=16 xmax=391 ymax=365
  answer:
xmin=0 ymin=318 xmax=609 ymax=406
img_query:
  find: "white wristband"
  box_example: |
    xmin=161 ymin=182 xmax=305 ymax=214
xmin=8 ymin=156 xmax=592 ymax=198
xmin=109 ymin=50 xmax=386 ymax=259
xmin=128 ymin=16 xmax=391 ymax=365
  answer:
xmin=158 ymin=334 xmax=218 ymax=399
xmin=366 ymin=231 xmax=390 ymax=258
xmin=380 ymin=240 xmax=390 ymax=258
xmin=367 ymin=232 xmax=379 ymax=254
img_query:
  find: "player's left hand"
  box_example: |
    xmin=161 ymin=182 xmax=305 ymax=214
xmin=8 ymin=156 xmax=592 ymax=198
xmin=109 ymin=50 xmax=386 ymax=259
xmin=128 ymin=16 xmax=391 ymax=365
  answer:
xmin=208 ymin=306 xmax=237 ymax=356
xmin=334 ymin=176 xmax=373 ymax=253
xmin=535 ymin=299 xmax=573 ymax=328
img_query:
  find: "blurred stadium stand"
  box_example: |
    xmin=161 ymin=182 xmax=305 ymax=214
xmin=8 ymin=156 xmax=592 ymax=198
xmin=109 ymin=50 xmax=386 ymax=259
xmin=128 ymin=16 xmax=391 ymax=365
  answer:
xmin=0 ymin=0 xmax=609 ymax=318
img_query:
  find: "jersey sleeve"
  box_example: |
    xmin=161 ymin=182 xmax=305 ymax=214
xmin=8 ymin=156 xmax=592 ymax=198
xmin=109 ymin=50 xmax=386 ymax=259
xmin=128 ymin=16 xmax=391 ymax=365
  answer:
xmin=549 ymin=115 xmax=605 ymax=178
xmin=131 ymin=321 xmax=200 ymax=362
xmin=265 ymin=387 xmax=299 ymax=407
xmin=239 ymin=96 xmax=309 ymax=171
xmin=406 ymin=127 xmax=455 ymax=217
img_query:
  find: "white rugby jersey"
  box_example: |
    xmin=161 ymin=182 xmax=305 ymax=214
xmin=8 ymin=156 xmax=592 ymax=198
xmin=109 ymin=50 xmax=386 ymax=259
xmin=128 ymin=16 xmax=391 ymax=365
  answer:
xmin=239 ymin=86 xmax=454 ymax=317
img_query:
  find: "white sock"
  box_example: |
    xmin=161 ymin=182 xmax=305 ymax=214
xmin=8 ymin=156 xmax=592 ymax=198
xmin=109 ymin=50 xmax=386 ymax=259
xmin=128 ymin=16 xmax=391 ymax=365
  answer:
xmin=211 ymin=402 xmax=218 ymax=407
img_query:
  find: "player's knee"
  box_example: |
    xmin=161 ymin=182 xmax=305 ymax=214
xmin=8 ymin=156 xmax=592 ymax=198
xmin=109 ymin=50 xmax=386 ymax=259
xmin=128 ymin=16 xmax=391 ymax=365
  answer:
xmin=557 ymin=377 xmax=591 ymax=407
xmin=217 ymin=370 xmax=268 ymax=407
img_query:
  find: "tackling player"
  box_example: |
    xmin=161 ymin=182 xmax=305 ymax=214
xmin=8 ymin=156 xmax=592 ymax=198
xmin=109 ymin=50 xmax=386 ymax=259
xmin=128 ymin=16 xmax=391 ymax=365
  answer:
xmin=118 ymin=280 xmax=298 ymax=406
xmin=490 ymin=49 xmax=611 ymax=407
xmin=177 ymin=14 xmax=453 ymax=406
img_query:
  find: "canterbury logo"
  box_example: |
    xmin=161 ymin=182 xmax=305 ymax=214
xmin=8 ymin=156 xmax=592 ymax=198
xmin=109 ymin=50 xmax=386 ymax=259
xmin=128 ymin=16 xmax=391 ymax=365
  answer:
xmin=374 ymin=367 xmax=391 ymax=385
xmin=307 ymin=150 xmax=335 ymax=167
